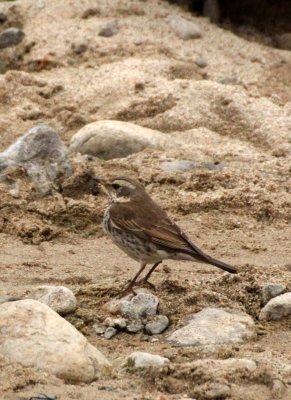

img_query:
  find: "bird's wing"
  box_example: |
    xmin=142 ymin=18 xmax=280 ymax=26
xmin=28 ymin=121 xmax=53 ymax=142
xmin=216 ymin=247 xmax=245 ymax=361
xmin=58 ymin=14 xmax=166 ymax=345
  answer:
xmin=109 ymin=202 xmax=196 ymax=254
xmin=109 ymin=201 xmax=237 ymax=273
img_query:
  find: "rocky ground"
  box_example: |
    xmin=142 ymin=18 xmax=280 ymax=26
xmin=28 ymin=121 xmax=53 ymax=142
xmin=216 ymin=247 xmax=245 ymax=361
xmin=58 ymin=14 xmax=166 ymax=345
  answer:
xmin=0 ymin=1 xmax=290 ymax=399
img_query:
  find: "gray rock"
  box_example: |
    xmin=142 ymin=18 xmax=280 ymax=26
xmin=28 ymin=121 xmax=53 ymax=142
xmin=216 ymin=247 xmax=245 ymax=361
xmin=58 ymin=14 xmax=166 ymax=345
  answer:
xmin=104 ymin=317 xmax=126 ymax=330
xmin=262 ymin=283 xmax=286 ymax=305
xmin=259 ymin=292 xmax=291 ymax=321
xmin=145 ymin=315 xmax=169 ymax=335
xmin=98 ymin=20 xmax=119 ymax=37
xmin=0 ymin=13 xmax=7 ymax=24
xmin=69 ymin=120 xmax=170 ymax=160
xmin=0 ymin=125 xmax=71 ymax=194
xmin=275 ymin=33 xmax=291 ymax=51
xmin=93 ymin=322 xmax=106 ymax=335
xmin=30 ymin=285 xmax=77 ymax=315
xmin=0 ymin=27 xmax=24 ymax=49
xmin=104 ymin=327 xmax=118 ymax=339
xmin=126 ymin=319 xmax=144 ymax=333
xmin=0 ymin=299 xmax=109 ymax=382
xmin=161 ymin=160 xmax=196 ymax=172
xmin=160 ymin=160 xmax=223 ymax=173
xmin=195 ymin=57 xmax=207 ymax=68
xmin=120 ymin=293 xmax=159 ymax=319
xmin=167 ymin=15 xmax=201 ymax=40
xmin=167 ymin=308 xmax=256 ymax=346
xmin=125 ymin=351 xmax=169 ymax=368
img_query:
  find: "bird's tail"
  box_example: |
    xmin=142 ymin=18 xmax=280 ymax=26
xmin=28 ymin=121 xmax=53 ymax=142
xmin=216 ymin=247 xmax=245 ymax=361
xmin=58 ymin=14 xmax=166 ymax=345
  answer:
xmin=198 ymin=252 xmax=237 ymax=274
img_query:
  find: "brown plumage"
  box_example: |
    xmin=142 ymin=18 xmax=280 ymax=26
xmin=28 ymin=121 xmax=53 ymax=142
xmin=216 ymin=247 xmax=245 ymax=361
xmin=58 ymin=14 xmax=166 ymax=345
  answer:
xmin=98 ymin=176 xmax=237 ymax=296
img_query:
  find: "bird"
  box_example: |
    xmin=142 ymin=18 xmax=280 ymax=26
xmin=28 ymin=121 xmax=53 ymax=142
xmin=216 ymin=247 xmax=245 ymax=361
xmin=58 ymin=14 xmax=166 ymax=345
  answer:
xmin=96 ymin=176 xmax=237 ymax=297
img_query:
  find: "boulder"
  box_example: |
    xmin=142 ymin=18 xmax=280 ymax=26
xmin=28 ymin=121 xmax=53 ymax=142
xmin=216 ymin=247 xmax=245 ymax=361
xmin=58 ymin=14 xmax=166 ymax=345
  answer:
xmin=0 ymin=299 xmax=109 ymax=382
xmin=69 ymin=120 xmax=170 ymax=159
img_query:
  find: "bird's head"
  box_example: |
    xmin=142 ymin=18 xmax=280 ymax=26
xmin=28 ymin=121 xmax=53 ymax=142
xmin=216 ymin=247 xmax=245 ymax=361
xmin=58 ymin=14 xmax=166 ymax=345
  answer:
xmin=95 ymin=176 xmax=145 ymax=203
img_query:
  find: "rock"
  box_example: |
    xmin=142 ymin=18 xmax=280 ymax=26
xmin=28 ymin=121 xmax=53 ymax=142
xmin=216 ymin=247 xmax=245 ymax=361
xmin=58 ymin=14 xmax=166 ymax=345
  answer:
xmin=275 ymin=33 xmax=291 ymax=51
xmin=259 ymin=292 xmax=291 ymax=321
xmin=262 ymin=283 xmax=286 ymax=304
xmin=29 ymin=285 xmax=77 ymax=315
xmin=167 ymin=15 xmax=201 ymax=40
xmin=161 ymin=160 xmax=196 ymax=172
xmin=202 ymin=0 xmax=220 ymax=23
xmin=167 ymin=308 xmax=256 ymax=346
xmin=126 ymin=319 xmax=144 ymax=333
xmin=160 ymin=160 xmax=223 ymax=172
xmin=0 ymin=27 xmax=25 ymax=49
xmin=98 ymin=20 xmax=119 ymax=37
xmin=145 ymin=315 xmax=169 ymax=335
xmin=219 ymin=76 xmax=239 ymax=85
xmin=0 ymin=299 xmax=109 ymax=382
xmin=190 ymin=358 xmax=257 ymax=376
xmin=0 ymin=125 xmax=71 ymax=194
xmin=195 ymin=57 xmax=207 ymax=68
xmin=0 ymin=13 xmax=7 ymax=24
xmin=104 ymin=317 xmax=127 ymax=330
xmin=205 ymin=383 xmax=230 ymax=399
xmin=69 ymin=120 xmax=170 ymax=160
xmin=104 ymin=327 xmax=118 ymax=339
xmin=125 ymin=351 xmax=169 ymax=368
xmin=120 ymin=293 xmax=159 ymax=319
xmin=93 ymin=322 xmax=106 ymax=335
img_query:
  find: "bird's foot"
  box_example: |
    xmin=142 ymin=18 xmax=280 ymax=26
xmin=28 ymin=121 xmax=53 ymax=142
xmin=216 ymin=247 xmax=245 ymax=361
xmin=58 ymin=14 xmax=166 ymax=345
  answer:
xmin=136 ymin=278 xmax=156 ymax=291
xmin=117 ymin=285 xmax=137 ymax=299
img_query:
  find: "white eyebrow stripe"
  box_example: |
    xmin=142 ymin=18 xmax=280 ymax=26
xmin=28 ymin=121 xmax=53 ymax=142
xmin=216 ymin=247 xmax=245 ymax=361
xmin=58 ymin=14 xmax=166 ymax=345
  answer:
xmin=113 ymin=180 xmax=136 ymax=190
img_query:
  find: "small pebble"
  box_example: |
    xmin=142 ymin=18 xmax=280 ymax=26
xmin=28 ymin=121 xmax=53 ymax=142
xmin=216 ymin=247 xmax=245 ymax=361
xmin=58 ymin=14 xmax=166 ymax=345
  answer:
xmin=262 ymin=283 xmax=286 ymax=305
xmin=98 ymin=20 xmax=119 ymax=37
xmin=195 ymin=57 xmax=207 ymax=68
xmin=126 ymin=319 xmax=144 ymax=333
xmin=0 ymin=27 xmax=25 ymax=49
xmin=93 ymin=322 xmax=106 ymax=336
xmin=104 ymin=327 xmax=118 ymax=339
xmin=145 ymin=315 xmax=169 ymax=335
xmin=167 ymin=15 xmax=201 ymax=40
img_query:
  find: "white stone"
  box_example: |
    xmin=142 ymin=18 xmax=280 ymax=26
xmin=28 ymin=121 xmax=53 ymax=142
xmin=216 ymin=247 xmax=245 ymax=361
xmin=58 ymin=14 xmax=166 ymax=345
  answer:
xmin=259 ymin=292 xmax=291 ymax=321
xmin=30 ymin=285 xmax=77 ymax=315
xmin=0 ymin=299 xmax=109 ymax=382
xmin=69 ymin=120 xmax=170 ymax=160
xmin=125 ymin=351 xmax=169 ymax=368
xmin=167 ymin=308 xmax=256 ymax=346
xmin=167 ymin=15 xmax=201 ymax=40
xmin=120 ymin=292 xmax=159 ymax=319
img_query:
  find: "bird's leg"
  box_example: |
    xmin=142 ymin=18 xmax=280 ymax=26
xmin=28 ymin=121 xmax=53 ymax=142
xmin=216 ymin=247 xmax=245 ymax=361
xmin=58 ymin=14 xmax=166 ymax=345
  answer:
xmin=118 ymin=262 xmax=147 ymax=298
xmin=137 ymin=261 xmax=162 ymax=290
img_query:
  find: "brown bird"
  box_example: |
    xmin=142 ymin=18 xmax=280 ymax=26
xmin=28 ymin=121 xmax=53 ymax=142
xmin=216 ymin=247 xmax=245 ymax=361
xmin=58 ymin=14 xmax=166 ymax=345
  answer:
xmin=97 ymin=176 xmax=237 ymax=296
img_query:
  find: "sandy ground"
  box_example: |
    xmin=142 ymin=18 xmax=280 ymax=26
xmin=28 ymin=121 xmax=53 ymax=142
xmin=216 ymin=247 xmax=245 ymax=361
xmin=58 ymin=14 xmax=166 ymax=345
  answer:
xmin=0 ymin=0 xmax=290 ymax=399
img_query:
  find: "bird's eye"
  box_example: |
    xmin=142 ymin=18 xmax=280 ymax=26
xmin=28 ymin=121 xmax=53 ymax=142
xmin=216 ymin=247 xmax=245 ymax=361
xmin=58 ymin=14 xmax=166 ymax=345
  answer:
xmin=112 ymin=183 xmax=120 ymax=190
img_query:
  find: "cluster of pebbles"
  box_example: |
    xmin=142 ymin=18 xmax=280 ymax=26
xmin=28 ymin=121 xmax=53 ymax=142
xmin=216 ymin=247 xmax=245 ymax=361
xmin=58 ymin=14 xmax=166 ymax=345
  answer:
xmin=96 ymin=292 xmax=169 ymax=339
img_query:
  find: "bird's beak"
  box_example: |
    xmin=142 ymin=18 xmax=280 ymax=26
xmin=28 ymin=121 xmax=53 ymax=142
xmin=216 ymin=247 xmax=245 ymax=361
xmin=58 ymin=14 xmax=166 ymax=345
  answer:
xmin=89 ymin=177 xmax=111 ymax=196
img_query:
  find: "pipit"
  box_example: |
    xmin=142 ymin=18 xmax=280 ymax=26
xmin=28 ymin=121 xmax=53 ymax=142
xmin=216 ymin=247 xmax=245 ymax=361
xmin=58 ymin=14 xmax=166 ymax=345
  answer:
xmin=96 ymin=177 xmax=237 ymax=296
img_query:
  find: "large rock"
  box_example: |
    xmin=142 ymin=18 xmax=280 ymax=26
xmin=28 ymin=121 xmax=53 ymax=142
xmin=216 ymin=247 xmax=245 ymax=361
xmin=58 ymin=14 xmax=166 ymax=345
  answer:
xmin=69 ymin=120 xmax=170 ymax=160
xmin=167 ymin=308 xmax=256 ymax=346
xmin=0 ymin=125 xmax=71 ymax=194
xmin=259 ymin=292 xmax=291 ymax=321
xmin=0 ymin=299 xmax=109 ymax=382
xmin=30 ymin=285 xmax=77 ymax=315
